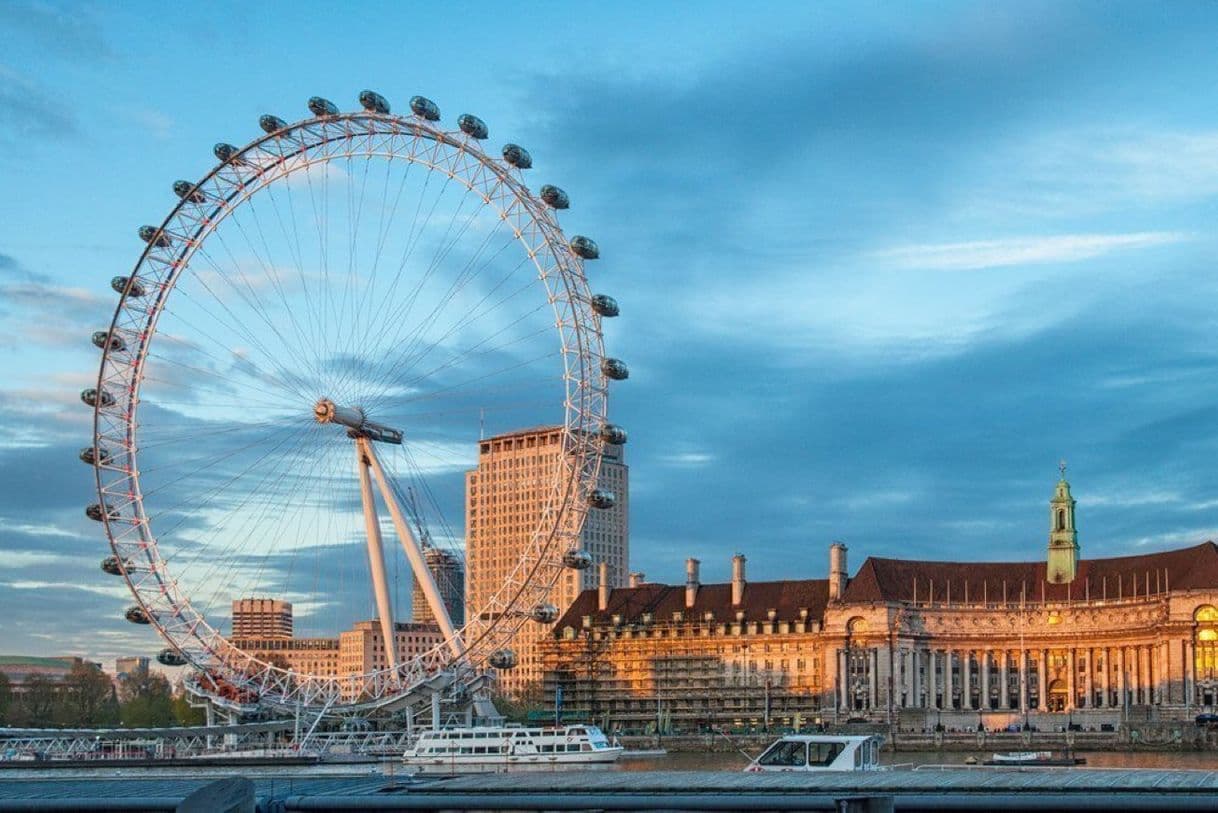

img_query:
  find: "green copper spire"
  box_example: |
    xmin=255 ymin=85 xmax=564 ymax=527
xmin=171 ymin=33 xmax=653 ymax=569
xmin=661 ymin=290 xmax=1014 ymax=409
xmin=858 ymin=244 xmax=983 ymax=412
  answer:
xmin=1047 ymin=460 xmax=1079 ymax=584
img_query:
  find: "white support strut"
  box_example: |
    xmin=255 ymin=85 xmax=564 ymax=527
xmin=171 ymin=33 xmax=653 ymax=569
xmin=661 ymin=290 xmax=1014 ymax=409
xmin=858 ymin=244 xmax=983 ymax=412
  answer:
xmin=362 ymin=439 xmax=466 ymax=660
xmin=355 ymin=439 xmax=398 ymax=671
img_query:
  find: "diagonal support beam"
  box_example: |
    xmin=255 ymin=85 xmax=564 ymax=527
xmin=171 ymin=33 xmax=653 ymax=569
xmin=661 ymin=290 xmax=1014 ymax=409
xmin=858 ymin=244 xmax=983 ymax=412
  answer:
xmin=355 ymin=439 xmax=398 ymax=670
xmin=362 ymin=440 xmax=466 ymax=660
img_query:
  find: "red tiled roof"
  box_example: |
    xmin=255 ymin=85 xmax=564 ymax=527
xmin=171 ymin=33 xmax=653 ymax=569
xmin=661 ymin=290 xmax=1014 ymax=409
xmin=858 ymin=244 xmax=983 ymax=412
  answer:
xmin=555 ymin=579 xmax=830 ymax=629
xmin=841 ymin=541 xmax=1218 ymax=604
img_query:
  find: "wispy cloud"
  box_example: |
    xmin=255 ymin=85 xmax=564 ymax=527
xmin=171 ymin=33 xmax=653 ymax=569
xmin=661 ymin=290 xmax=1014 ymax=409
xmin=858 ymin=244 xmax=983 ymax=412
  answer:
xmin=871 ymin=232 xmax=1187 ymax=272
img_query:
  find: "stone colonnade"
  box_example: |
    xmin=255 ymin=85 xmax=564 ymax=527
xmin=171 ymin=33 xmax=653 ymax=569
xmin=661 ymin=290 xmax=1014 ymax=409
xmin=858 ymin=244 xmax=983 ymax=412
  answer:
xmin=835 ymin=642 xmax=1176 ymax=712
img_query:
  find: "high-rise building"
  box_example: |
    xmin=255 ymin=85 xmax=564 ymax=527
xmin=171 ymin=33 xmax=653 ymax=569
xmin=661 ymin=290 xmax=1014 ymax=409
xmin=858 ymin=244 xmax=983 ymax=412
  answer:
xmin=413 ymin=547 xmax=465 ymax=627
xmin=465 ymin=425 xmax=628 ymax=697
xmin=232 ymin=598 xmax=293 ymax=639
xmin=114 ymin=656 xmax=149 ymax=677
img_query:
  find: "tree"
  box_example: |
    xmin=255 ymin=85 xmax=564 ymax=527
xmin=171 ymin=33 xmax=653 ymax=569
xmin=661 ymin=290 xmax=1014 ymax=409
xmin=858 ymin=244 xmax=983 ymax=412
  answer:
xmin=170 ymin=682 xmax=205 ymax=727
xmin=118 ymin=665 xmax=174 ymax=727
xmin=62 ymin=661 xmax=118 ymax=726
xmin=18 ymin=674 xmax=59 ymax=725
xmin=0 ymin=672 xmax=11 ymax=725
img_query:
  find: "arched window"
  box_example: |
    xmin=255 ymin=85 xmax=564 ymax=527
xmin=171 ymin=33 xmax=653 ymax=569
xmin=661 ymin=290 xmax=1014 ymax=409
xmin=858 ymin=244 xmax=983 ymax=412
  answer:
xmin=1195 ymin=605 xmax=1218 ymax=623
xmin=1056 ymin=509 xmax=1066 ymax=531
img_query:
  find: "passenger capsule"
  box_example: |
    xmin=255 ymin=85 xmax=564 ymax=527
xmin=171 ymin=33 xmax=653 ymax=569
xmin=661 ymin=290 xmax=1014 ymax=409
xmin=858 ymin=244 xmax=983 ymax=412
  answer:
xmin=156 ymin=649 xmax=188 ymax=667
xmin=601 ymin=357 xmax=629 ymax=381
xmin=589 ymin=489 xmax=616 ymax=510
xmin=79 ymin=446 xmax=112 ymax=466
xmin=601 ymin=424 xmax=628 ymax=446
xmin=111 ymin=276 xmax=146 ymax=298
xmin=308 ymin=96 xmax=339 ymax=117
xmin=92 ymin=331 xmax=126 ymax=352
xmin=590 ymin=294 xmax=619 ymax=318
xmin=530 ymin=603 xmax=559 ymax=624
xmin=569 ymin=235 xmax=599 ymax=260
xmin=137 ymin=225 xmax=170 ymax=248
xmin=125 ymin=606 xmax=151 ymax=625
xmin=172 ymin=180 xmax=206 ymax=203
xmin=213 ymin=143 xmax=240 ymax=163
xmin=539 ymin=185 xmax=569 ymax=210
xmin=359 ymin=90 xmax=390 ymax=114
xmin=562 ymin=549 xmax=593 ymax=570
xmin=259 ymin=114 xmax=287 ymax=134
xmin=502 ymin=144 xmax=532 ymax=169
xmin=409 ymin=95 xmax=441 ymax=121
xmin=100 ymin=556 xmax=126 ymax=576
xmin=81 ymin=388 xmax=115 ymax=408
xmin=86 ymin=502 xmax=118 ymax=522
xmin=457 ymin=114 xmax=488 ymax=139
xmin=488 ymin=649 xmax=518 ymax=670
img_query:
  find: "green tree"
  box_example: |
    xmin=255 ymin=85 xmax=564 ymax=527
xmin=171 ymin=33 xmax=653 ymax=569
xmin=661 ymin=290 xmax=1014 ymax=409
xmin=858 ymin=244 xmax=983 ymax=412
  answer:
xmin=118 ymin=665 xmax=174 ymax=727
xmin=0 ymin=672 xmax=11 ymax=725
xmin=62 ymin=661 xmax=118 ymax=726
xmin=18 ymin=674 xmax=59 ymax=725
xmin=170 ymin=683 xmax=205 ymax=726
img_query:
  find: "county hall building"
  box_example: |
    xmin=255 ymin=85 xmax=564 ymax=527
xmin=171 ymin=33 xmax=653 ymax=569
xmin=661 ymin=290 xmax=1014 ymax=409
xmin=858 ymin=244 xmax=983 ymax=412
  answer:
xmin=540 ymin=471 xmax=1218 ymax=732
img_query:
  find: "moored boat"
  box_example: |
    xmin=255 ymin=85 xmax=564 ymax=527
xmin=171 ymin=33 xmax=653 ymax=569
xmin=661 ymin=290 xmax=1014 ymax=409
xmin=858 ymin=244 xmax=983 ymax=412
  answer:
xmin=744 ymin=734 xmax=884 ymax=772
xmin=985 ymin=750 xmax=1086 ymax=767
xmin=402 ymin=724 xmax=623 ymax=774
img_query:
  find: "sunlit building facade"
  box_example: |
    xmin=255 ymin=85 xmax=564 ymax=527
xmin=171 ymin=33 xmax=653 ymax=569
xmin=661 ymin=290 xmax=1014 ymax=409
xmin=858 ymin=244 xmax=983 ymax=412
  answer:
xmin=542 ymin=474 xmax=1218 ymax=731
xmin=466 ymin=426 xmax=628 ymax=696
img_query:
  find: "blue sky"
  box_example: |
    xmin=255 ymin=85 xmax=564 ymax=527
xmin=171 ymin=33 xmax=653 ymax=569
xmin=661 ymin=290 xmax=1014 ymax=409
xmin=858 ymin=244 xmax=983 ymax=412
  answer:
xmin=3 ymin=1 xmax=1218 ymax=665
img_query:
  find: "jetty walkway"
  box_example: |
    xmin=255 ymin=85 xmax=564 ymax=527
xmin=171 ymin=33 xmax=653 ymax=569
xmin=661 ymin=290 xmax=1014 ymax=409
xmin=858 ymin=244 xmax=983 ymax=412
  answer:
xmin=5 ymin=768 xmax=1218 ymax=811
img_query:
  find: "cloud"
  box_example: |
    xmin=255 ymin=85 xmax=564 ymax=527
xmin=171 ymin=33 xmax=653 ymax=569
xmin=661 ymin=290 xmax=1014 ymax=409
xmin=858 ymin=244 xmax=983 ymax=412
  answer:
xmin=870 ymin=232 xmax=1187 ymax=272
xmin=0 ymin=64 xmax=80 ymax=143
xmin=0 ymin=2 xmax=113 ymax=61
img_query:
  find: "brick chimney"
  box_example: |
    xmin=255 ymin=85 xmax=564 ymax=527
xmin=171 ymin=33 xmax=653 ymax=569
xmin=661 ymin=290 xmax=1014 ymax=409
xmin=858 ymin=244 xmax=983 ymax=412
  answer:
xmin=598 ymin=562 xmax=610 ymax=611
xmin=731 ymin=554 xmax=746 ymax=606
xmin=685 ymin=558 xmax=700 ymax=608
xmin=628 ymin=572 xmax=645 ymax=588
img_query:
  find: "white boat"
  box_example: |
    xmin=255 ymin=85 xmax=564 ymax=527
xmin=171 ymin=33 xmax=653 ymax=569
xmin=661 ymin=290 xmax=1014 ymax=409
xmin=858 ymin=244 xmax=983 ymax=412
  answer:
xmin=744 ymin=734 xmax=884 ymax=772
xmin=985 ymin=750 xmax=1085 ymax=766
xmin=402 ymin=724 xmax=623 ymax=773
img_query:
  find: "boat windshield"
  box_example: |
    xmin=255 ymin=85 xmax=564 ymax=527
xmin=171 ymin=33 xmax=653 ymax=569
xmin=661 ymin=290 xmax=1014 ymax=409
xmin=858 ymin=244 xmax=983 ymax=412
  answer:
xmin=758 ymin=740 xmax=806 ymax=767
xmin=809 ymin=741 xmax=845 ymax=767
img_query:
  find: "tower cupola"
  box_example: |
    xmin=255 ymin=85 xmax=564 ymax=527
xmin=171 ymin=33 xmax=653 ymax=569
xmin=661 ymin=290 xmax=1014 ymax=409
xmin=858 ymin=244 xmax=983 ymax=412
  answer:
xmin=1047 ymin=460 xmax=1079 ymax=584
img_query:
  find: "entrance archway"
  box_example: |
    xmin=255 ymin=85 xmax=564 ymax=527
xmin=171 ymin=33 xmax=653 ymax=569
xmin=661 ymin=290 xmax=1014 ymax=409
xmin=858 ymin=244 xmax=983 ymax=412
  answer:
xmin=1047 ymin=679 xmax=1068 ymax=712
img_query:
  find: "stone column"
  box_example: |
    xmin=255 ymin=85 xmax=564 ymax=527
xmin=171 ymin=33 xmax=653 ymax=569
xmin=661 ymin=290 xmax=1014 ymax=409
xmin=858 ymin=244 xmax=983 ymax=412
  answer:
xmin=962 ymin=650 xmax=973 ymax=710
xmin=981 ymin=650 xmax=991 ymax=711
xmin=928 ymin=649 xmax=938 ymax=709
xmin=910 ymin=649 xmax=920 ymax=708
xmin=999 ymin=650 xmax=1010 ymax=709
xmin=1099 ymin=647 xmax=1109 ymax=708
xmin=1141 ymin=645 xmax=1152 ymax=705
xmin=1116 ymin=647 xmax=1127 ymax=709
xmin=1067 ymin=649 xmax=1076 ymax=710
xmin=1082 ymin=649 xmax=1092 ymax=709
xmin=1186 ymin=640 xmax=1195 ymax=709
xmin=838 ymin=648 xmax=849 ymax=711
xmin=1157 ymin=641 xmax=1168 ymax=705
xmin=1019 ymin=649 xmax=1029 ymax=713
xmin=944 ymin=649 xmax=955 ymax=709
xmin=869 ymin=648 xmax=879 ymax=711
xmin=1038 ymin=649 xmax=1048 ymax=711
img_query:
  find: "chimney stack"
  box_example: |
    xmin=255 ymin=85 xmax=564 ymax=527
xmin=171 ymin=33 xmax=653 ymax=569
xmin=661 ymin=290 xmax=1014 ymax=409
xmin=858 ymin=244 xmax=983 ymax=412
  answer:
xmin=731 ymin=554 xmax=746 ymax=606
xmin=829 ymin=542 xmax=848 ymax=602
xmin=598 ymin=562 xmax=610 ymax=611
xmin=685 ymin=558 xmax=700 ymax=609
xmin=629 ymin=571 xmax=645 ymax=588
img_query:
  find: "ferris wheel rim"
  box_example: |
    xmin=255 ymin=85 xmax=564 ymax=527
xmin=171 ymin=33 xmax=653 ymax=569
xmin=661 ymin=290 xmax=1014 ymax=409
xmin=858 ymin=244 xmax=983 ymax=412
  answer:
xmin=87 ymin=103 xmax=611 ymax=712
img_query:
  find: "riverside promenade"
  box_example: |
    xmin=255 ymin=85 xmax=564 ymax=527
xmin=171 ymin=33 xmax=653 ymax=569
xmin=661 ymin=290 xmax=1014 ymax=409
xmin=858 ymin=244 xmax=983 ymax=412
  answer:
xmin=4 ymin=768 xmax=1218 ymax=811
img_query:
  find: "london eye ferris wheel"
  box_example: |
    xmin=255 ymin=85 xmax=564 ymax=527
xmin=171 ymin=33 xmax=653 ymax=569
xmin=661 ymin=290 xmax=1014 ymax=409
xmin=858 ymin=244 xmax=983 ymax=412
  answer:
xmin=81 ymin=90 xmax=626 ymax=714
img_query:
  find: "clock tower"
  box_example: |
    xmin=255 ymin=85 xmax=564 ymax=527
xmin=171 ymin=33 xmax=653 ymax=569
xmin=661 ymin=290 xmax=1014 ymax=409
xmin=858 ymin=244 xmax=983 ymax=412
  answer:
xmin=1047 ymin=460 xmax=1078 ymax=584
